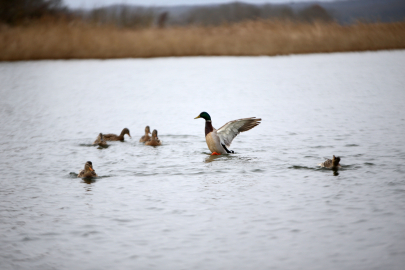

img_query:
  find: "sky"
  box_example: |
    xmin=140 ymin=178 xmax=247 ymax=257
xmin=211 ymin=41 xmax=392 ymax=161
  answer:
xmin=64 ymin=0 xmax=338 ymax=9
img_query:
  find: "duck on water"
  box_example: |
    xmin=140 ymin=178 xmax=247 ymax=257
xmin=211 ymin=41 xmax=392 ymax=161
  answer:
xmin=93 ymin=128 xmax=131 ymax=143
xmin=139 ymin=126 xmax=151 ymax=143
xmin=78 ymin=161 xmax=97 ymax=178
xmin=194 ymin=112 xmax=261 ymax=155
xmin=145 ymin=129 xmax=161 ymax=146
xmin=319 ymin=155 xmax=341 ymax=170
xmin=93 ymin=133 xmax=107 ymax=147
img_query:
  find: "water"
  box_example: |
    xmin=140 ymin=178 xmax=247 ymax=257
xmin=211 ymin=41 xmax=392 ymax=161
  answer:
xmin=1 ymin=51 xmax=405 ymax=270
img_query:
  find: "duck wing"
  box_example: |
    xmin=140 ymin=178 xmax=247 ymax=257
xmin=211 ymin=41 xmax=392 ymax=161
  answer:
xmin=93 ymin=135 xmax=101 ymax=145
xmin=103 ymin=133 xmax=119 ymax=141
xmin=320 ymin=159 xmax=332 ymax=168
xmin=93 ymin=133 xmax=105 ymax=144
xmin=217 ymin=117 xmax=261 ymax=148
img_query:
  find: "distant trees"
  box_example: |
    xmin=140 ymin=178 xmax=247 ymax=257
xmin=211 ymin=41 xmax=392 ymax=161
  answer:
xmin=184 ymin=2 xmax=333 ymax=26
xmin=0 ymin=1 xmax=334 ymax=27
xmin=260 ymin=4 xmax=295 ymax=21
xmin=298 ymin=5 xmax=333 ymax=23
xmin=157 ymin=12 xmax=168 ymax=28
xmin=0 ymin=0 xmax=66 ymax=24
xmin=185 ymin=2 xmax=261 ymax=26
xmin=79 ymin=6 xmax=155 ymax=29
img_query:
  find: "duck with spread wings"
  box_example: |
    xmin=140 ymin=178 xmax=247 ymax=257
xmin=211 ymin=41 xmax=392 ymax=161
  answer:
xmin=194 ymin=112 xmax=261 ymax=155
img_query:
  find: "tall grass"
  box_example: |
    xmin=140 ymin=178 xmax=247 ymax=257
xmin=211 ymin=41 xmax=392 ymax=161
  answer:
xmin=1 ymin=20 xmax=405 ymax=61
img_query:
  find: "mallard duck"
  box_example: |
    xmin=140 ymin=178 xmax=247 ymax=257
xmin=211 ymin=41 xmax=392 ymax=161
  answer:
xmin=194 ymin=112 xmax=261 ymax=155
xmin=78 ymin=161 xmax=97 ymax=178
xmin=319 ymin=155 xmax=341 ymax=170
xmin=99 ymin=128 xmax=131 ymax=141
xmin=145 ymin=129 xmax=161 ymax=146
xmin=139 ymin=126 xmax=151 ymax=143
xmin=93 ymin=133 xmax=107 ymax=146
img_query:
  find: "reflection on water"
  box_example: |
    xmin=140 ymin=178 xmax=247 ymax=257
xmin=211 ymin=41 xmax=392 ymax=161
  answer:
xmin=79 ymin=143 xmax=110 ymax=149
xmin=1 ymin=51 xmax=405 ymax=270
xmin=82 ymin=177 xmax=97 ymax=185
xmin=289 ymin=164 xmax=341 ymax=176
xmin=204 ymin=154 xmax=222 ymax=163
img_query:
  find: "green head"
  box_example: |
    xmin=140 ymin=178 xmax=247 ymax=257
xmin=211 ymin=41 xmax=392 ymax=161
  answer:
xmin=194 ymin=112 xmax=211 ymax=121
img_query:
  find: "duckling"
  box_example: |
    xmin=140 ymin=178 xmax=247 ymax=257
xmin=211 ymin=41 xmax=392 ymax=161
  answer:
xmin=319 ymin=155 xmax=341 ymax=170
xmin=78 ymin=161 xmax=97 ymax=178
xmin=93 ymin=133 xmax=107 ymax=146
xmin=194 ymin=111 xmax=261 ymax=155
xmin=98 ymin=128 xmax=131 ymax=142
xmin=145 ymin=129 xmax=161 ymax=146
xmin=139 ymin=126 xmax=151 ymax=143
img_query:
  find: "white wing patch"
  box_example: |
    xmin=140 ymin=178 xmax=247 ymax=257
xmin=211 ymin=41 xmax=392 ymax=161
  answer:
xmin=217 ymin=117 xmax=261 ymax=148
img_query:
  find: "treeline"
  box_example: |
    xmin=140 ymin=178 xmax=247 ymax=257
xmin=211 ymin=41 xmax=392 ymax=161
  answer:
xmin=77 ymin=2 xmax=333 ymax=29
xmin=2 ymin=1 xmax=405 ymax=61
xmin=182 ymin=3 xmax=333 ymax=26
xmin=0 ymin=0 xmax=67 ymax=24
xmin=0 ymin=0 xmax=333 ymax=28
xmin=77 ymin=6 xmax=155 ymax=29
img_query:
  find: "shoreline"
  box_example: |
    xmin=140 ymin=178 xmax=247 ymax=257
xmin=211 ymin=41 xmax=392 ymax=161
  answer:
xmin=1 ymin=20 xmax=405 ymax=61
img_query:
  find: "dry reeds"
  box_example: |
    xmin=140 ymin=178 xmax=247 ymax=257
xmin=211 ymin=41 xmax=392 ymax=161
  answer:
xmin=1 ymin=20 xmax=405 ymax=61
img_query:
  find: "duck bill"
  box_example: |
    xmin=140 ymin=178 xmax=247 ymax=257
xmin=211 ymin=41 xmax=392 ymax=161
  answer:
xmin=194 ymin=115 xmax=201 ymax=119
xmin=89 ymin=167 xmax=94 ymax=171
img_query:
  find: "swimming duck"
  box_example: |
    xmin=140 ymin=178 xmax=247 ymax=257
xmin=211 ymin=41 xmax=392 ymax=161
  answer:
xmin=93 ymin=133 xmax=107 ymax=146
xmin=145 ymin=129 xmax=161 ymax=146
xmin=194 ymin=112 xmax=261 ymax=155
xmin=139 ymin=126 xmax=151 ymax=143
xmin=78 ymin=161 xmax=97 ymax=178
xmin=98 ymin=128 xmax=131 ymax=141
xmin=319 ymin=155 xmax=341 ymax=170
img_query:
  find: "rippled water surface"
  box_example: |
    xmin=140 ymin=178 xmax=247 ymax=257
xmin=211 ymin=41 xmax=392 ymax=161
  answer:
xmin=1 ymin=51 xmax=405 ymax=270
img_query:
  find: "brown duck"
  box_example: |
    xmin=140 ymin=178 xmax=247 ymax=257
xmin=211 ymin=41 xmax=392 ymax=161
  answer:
xmin=93 ymin=133 xmax=107 ymax=146
xmin=145 ymin=129 xmax=161 ymax=146
xmin=319 ymin=155 xmax=341 ymax=170
xmin=139 ymin=126 xmax=151 ymax=143
xmin=95 ymin=128 xmax=131 ymax=142
xmin=78 ymin=161 xmax=97 ymax=178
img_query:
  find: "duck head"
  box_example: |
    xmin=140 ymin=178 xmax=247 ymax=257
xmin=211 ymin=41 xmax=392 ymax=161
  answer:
xmin=121 ymin=128 xmax=131 ymax=138
xmin=84 ymin=161 xmax=95 ymax=173
xmin=194 ymin=112 xmax=211 ymax=121
xmin=145 ymin=126 xmax=151 ymax=134
xmin=332 ymin=155 xmax=341 ymax=166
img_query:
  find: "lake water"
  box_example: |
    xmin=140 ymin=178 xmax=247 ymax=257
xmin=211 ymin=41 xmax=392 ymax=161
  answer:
xmin=1 ymin=51 xmax=405 ymax=270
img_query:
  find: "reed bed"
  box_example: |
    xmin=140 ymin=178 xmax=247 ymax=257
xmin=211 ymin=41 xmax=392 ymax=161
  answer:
xmin=1 ymin=20 xmax=405 ymax=61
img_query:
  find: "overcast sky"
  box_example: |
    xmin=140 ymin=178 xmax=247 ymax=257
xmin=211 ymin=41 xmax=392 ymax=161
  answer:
xmin=64 ymin=0 xmax=338 ymax=9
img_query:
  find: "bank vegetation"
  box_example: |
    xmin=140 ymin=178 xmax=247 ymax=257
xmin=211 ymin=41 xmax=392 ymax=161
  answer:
xmin=1 ymin=0 xmax=405 ymax=61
